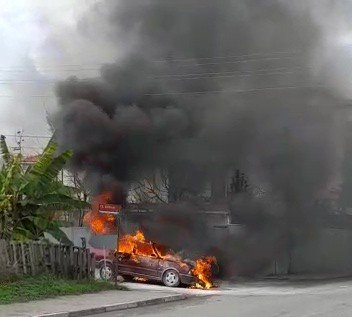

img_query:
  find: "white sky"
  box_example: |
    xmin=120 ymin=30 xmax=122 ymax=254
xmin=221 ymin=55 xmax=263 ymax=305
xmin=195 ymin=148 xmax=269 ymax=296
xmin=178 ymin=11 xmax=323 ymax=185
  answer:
xmin=1 ymin=0 xmax=352 ymax=155
xmin=0 ymin=0 xmax=115 ymax=155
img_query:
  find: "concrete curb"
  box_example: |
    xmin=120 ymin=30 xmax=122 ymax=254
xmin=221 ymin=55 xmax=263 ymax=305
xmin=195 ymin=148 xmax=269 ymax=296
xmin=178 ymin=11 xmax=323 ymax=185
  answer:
xmin=33 ymin=294 xmax=188 ymax=317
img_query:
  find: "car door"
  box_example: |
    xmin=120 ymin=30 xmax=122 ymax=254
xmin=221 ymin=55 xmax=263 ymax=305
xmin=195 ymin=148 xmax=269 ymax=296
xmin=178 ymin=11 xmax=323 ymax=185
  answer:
xmin=135 ymin=254 xmax=159 ymax=278
xmin=117 ymin=241 xmax=159 ymax=278
xmin=117 ymin=252 xmax=137 ymax=275
xmin=133 ymin=241 xmax=159 ymax=278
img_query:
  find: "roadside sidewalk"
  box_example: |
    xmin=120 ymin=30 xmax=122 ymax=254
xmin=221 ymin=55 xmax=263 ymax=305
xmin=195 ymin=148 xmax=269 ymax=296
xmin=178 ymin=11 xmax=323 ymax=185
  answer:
xmin=0 ymin=287 xmax=189 ymax=317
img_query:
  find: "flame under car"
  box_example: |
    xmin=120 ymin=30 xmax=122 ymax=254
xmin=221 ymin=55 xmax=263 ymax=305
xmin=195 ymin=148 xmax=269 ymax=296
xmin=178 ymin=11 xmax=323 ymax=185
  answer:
xmin=115 ymin=240 xmax=196 ymax=287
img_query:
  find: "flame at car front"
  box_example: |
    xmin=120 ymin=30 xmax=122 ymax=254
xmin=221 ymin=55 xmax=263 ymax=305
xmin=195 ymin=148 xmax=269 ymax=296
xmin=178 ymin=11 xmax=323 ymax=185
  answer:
xmin=191 ymin=256 xmax=217 ymax=289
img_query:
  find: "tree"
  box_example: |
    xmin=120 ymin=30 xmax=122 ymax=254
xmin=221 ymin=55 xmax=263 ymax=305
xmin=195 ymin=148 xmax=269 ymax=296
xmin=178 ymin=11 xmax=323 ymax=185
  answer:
xmin=62 ymin=170 xmax=90 ymax=226
xmin=228 ymin=169 xmax=249 ymax=196
xmin=0 ymin=135 xmax=88 ymax=240
xmin=129 ymin=169 xmax=169 ymax=204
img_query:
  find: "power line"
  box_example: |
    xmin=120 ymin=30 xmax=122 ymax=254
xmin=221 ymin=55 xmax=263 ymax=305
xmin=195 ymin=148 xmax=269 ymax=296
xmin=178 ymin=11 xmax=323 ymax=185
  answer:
xmin=152 ymin=70 xmax=305 ymax=81
xmin=0 ymin=67 xmax=100 ymax=73
xmin=0 ymin=80 xmax=56 ymax=83
xmin=0 ymin=52 xmax=302 ymax=72
xmin=0 ymin=95 xmax=55 ymax=98
xmin=10 ymin=146 xmax=45 ymax=149
xmin=151 ymin=67 xmax=305 ymax=78
xmin=143 ymin=85 xmax=321 ymax=97
xmin=162 ymin=56 xmax=301 ymax=69
xmin=0 ymin=66 xmax=308 ymax=85
xmin=3 ymin=134 xmax=51 ymax=139
xmin=0 ymin=83 xmax=315 ymax=99
xmin=0 ymin=72 xmax=304 ymax=86
xmin=151 ymin=51 xmax=301 ymax=63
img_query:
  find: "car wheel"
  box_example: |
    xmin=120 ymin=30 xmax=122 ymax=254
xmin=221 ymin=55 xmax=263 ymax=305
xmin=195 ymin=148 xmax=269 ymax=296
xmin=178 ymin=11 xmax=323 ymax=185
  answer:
xmin=99 ymin=262 xmax=114 ymax=281
xmin=162 ymin=269 xmax=180 ymax=287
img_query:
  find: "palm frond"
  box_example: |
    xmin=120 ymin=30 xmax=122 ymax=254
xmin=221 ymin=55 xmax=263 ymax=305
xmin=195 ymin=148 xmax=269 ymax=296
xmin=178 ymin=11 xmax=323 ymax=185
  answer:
xmin=22 ymin=193 xmax=89 ymax=211
xmin=0 ymin=135 xmax=88 ymax=241
xmin=25 ymin=134 xmax=55 ymax=174
xmin=0 ymin=155 xmax=23 ymax=196
xmin=23 ymin=142 xmax=73 ymax=193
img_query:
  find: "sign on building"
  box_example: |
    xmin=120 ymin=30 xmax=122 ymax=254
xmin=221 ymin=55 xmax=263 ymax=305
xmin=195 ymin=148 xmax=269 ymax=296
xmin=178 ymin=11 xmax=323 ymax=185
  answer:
xmin=98 ymin=204 xmax=122 ymax=215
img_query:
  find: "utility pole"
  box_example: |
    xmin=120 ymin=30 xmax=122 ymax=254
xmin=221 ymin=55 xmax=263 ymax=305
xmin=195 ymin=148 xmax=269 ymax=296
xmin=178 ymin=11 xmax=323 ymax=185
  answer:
xmin=13 ymin=129 xmax=24 ymax=154
xmin=1 ymin=132 xmax=51 ymax=155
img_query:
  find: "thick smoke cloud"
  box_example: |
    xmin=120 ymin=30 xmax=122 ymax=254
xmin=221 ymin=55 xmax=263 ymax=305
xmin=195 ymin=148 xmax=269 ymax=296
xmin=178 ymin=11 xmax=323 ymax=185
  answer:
xmin=54 ymin=0 xmax=350 ymax=275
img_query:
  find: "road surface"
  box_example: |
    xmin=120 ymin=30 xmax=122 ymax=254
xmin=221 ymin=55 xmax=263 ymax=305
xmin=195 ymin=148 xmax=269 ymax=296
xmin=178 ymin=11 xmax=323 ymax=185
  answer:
xmin=90 ymin=279 xmax=352 ymax=316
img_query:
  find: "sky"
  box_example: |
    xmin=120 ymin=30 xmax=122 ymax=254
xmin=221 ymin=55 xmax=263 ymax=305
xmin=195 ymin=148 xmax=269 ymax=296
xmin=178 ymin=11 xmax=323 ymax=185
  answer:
xmin=0 ymin=0 xmax=112 ymax=154
xmin=2 ymin=0 xmax=352 ymax=155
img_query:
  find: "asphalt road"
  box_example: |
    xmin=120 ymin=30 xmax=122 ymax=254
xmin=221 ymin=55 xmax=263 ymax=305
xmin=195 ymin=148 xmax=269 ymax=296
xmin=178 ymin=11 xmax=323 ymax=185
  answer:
xmin=89 ymin=279 xmax=352 ymax=317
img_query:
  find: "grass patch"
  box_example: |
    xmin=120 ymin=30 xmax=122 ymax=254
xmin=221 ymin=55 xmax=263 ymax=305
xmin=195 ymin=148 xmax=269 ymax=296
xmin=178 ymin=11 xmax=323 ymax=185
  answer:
xmin=0 ymin=275 xmax=126 ymax=305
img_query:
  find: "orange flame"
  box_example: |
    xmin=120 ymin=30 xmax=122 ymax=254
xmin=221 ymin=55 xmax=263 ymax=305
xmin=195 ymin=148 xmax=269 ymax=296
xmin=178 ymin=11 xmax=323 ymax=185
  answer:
xmin=192 ymin=256 xmax=217 ymax=289
xmin=118 ymin=230 xmax=146 ymax=254
xmin=84 ymin=192 xmax=117 ymax=234
xmin=134 ymin=277 xmax=148 ymax=283
xmin=118 ymin=230 xmax=185 ymax=263
xmin=90 ymin=217 xmax=105 ymax=234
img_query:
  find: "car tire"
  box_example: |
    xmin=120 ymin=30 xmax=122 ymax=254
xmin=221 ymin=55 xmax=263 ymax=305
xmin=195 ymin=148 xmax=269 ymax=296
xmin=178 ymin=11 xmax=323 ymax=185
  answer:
xmin=162 ymin=269 xmax=180 ymax=287
xmin=99 ymin=262 xmax=114 ymax=281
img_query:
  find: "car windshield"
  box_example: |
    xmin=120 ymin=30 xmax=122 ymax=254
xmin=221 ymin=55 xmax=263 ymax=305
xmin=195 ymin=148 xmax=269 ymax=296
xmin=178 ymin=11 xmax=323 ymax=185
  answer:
xmin=133 ymin=241 xmax=157 ymax=257
xmin=153 ymin=244 xmax=176 ymax=258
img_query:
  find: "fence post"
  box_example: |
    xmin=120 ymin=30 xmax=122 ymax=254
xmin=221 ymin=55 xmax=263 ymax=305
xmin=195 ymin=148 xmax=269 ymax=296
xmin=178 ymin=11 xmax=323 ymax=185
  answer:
xmin=0 ymin=240 xmax=7 ymax=269
xmin=91 ymin=253 xmax=96 ymax=279
xmin=0 ymin=240 xmax=9 ymax=266
xmin=11 ymin=242 xmax=19 ymax=274
xmin=57 ymin=245 xmax=61 ymax=276
xmin=40 ymin=243 xmax=49 ymax=274
xmin=49 ymin=245 xmax=55 ymax=274
xmin=69 ymin=246 xmax=74 ymax=278
xmin=63 ymin=246 xmax=68 ymax=278
xmin=1 ymin=240 xmax=94 ymax=280
xmin=20 ymin=243 xmax=27 ymax=275
xmin=28 ymin=242 xmax=36 ymax=275
xmin=87 ymin=249 xmax=91 ymax=279
xmin=78 ymin=248 xmax=83 ymax=279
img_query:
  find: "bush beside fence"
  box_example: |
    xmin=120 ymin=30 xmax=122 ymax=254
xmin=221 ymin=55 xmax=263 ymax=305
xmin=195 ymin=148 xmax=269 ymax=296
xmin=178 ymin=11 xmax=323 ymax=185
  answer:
xmin=0 ymin=240 xmax=95 ymax=279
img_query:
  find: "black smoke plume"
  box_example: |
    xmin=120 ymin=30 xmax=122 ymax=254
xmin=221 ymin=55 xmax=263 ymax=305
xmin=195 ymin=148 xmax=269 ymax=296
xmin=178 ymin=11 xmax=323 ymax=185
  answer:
xmin=54 ymin=1 xmax=348 ymax=276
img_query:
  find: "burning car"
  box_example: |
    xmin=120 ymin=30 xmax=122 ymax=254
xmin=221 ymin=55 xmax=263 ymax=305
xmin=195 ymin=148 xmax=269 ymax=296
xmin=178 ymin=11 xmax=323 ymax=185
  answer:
xmin=115 ymin=230 xmax=217 ymax=288
xmin=116 ymin=242 xmax=195 ymax=287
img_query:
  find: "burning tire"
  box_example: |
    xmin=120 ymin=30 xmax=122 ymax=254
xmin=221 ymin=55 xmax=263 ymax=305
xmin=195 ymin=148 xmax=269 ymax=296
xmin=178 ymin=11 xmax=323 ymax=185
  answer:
xmin=162 ymin=269 xmax=180 ymax=287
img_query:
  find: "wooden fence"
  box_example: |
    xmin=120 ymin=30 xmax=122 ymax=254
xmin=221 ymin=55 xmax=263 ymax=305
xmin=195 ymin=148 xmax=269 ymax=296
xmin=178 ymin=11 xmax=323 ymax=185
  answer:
xmin=0 ymin=240 xmax=96 ymax=279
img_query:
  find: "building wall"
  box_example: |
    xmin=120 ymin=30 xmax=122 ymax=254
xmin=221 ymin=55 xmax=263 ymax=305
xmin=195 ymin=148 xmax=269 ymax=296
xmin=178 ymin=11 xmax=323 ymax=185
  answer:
xmin=209 ymin=224 xmax=352 ymax=276
xmin=62 ymin=214 xmax=352 ymax=276
xmin=267 ymin=228 xmax=352 ymax=275
xmin=290 ymin=228 xmax=352 ymax=274
xmin=60 ymin=227 xmax=91 ymax=248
